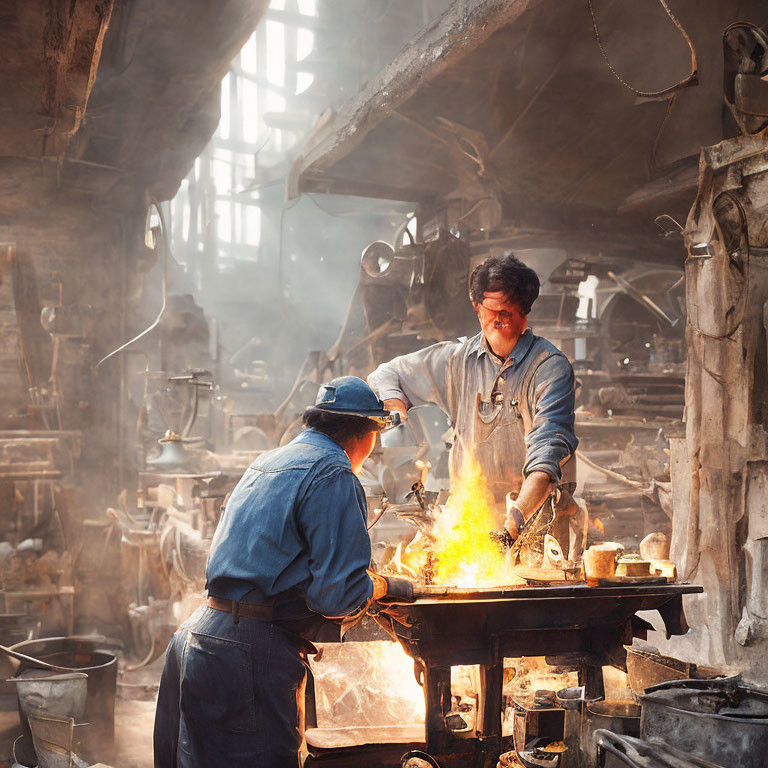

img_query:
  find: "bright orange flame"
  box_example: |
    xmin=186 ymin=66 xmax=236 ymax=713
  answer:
xmin=593 ymin=517 xmax=605 ymax=534
xmin=392 ymin=541 xmax=420 ymax=579
xmin=430 ymin=455 xmax=524 ymax=588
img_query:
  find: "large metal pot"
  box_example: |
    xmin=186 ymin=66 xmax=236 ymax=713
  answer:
xmin=639 ymin=678 xmax=768 ymax=768
xmin=10 ymin=637 xmax=117 ymax=763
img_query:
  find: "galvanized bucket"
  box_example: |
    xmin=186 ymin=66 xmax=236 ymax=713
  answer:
xmin=8 ymin=671 xmax=87 ymax=723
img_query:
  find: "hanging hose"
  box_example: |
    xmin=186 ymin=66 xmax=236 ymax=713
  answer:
xmin=587 ymin=0 xmax=698 ymax=100
xmin=96 ymin=199 xmax=169 ymax=370
xmin=124 ymin=634 xmax=157 ymax=672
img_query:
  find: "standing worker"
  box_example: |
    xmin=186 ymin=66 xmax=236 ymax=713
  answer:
xmin=153 ymin=376 xmax=407 ymax=767
xmin=368 ymin=253 xmax=578 ymax=539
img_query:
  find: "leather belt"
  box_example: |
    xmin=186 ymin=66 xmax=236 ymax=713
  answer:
xmin=207 ymin=596 xmax=273 ymax=624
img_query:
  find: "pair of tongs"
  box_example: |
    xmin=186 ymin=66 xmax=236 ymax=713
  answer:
xmin=490 ymin=494 xmax=556 ymax=559
xmin=509 ymin=495 xmax=556 ymax=562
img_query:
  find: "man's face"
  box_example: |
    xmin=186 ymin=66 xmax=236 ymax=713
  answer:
xmin=473 ymin=291 xmax=527 ymax=355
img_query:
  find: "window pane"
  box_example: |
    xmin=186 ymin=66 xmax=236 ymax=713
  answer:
xmin=298 ymin=0 xmax=316 ymax=16
xmin=244 ymin=206 xmax=261 ymax=247
xmin=241 ymin=79 xmax=261 ymax=143
xmin=215 ymin=200 xmax=231 ymax=243
xmin=219 ymin=73 xmax=231 ymax=139
xmin=266 ymin=21 xmax=285 ymax=87
xmin=266 ymin=91 xmax=286 ymax=113
xmin=240 ymin=32 xmax=258 ymax=74
xmin=296 ymin=72 xmax=314 ymax=95
xmin=213 ymin=148 xmax=233 ymax=193
xmin=297 ymin=28 xmax=314 ymax=61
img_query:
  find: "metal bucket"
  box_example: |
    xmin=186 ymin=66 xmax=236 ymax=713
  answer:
xmin=9 ymin=671 xmax=87 ymax=723
xmin=586 ymin=700 xmax=641 ymax=737
xmin=555 ymin=686 xmax=584 ymax=710
xmin=640 ymin=678 xmax=768 ymax=768
xmin=10 ymin=637 xmax=117 ymax=762
xmin=583 ymin=699 xmax=641 ymax=767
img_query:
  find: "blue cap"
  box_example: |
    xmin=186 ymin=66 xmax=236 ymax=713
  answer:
xmin=313 ymin=376 xmax=392 ymax=425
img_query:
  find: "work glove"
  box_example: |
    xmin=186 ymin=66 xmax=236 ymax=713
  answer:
xmin=490 ymin=499 xmax=526 ymax=550
xmin=553 ymin=486 xmax=579 ymax=517
xmin=366 ymin=570 xmax=415 ymax=603
xmin=368 ymin=570 xmax=389 ymax=600
xmin=380 ymin=575 xmax=415 ymax=602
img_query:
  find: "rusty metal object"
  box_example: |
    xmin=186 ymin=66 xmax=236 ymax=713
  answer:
xmin=0 ymin=643 xmax=70 ymax=675
xmin=625 ymin=646 xmax=722 ymax=698
xmin=27 ymin=714 xmax=81 ymax=768
xmin=511 ymin=694 xmax=565 ymax=766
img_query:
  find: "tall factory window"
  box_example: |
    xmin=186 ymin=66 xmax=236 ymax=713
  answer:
xmin=168 ymin=0 xmax=319 ymax=272
xmin=163 ymin=1 xmax=454 ymax=383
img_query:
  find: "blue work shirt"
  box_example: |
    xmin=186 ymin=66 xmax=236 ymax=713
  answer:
xmin=368 ymin=328 xmax=578 ymax=503
xmin=205 ymin=429 xmax=374 ymax=620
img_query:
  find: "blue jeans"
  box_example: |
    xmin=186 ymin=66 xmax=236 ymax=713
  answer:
xmin=153 ymin=606 xmax=306 ymax=767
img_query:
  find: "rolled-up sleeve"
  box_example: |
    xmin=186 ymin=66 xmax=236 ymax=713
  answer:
xmin=298 ymin=468 xmax=373 ymax=617
xmin=367 ymin=341 xmax=459 ymax=416
xmin=523 ymin=354 xmax=578 ymax=481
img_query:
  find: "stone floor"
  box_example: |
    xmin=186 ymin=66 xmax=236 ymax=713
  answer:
xmin=111 ymin=698 xmax=156 ymax=768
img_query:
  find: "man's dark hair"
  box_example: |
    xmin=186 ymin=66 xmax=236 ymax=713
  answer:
xmin=302 ymin=408 xmax=379 ymax=446
xmin=468 ymin=253 xmax=540 ymax=315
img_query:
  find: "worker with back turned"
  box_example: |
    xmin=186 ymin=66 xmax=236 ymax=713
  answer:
xmin=153 ymin=376 xmax=407 ymax=767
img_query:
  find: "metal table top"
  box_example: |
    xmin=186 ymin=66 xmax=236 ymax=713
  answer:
xmin=377 ymin=583 xmax=702 ymax=667
xmin=406 ymin=582 xmax=703 ymax=603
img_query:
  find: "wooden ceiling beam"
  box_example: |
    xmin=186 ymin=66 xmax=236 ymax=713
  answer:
xmin=41 ymin=0 xmax=115 ymax=157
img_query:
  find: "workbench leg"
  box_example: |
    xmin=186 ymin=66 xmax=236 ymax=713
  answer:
xmin=304 ymin=667 xmax=317 ymax=729
xmin=424 ymin=666 xmax=452 ymax=756
xmin=580 ymin=665 xmax=604 ymax=701
xmin=477 ymin=659 xmax=503 ymax=767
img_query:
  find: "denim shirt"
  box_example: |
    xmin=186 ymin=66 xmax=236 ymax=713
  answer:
xmin=205 ymin=429 xmax=374 ymax=620
xmin=368 ymin=329 xmax=578 ymax=502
